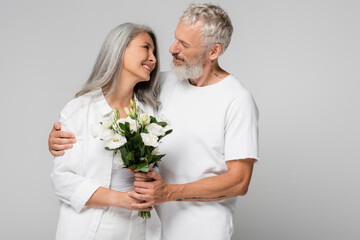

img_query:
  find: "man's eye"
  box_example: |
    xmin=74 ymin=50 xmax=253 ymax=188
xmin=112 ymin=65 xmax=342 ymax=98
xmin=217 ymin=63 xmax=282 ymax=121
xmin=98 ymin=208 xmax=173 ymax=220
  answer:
xmin=181 ymin=43 xmax=189 ymax=48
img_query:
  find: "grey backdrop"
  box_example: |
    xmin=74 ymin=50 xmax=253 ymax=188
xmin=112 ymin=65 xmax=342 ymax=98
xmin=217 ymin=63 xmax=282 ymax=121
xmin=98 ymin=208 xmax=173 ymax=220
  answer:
xmin=1 ymin=0 xmax=359 ymax=239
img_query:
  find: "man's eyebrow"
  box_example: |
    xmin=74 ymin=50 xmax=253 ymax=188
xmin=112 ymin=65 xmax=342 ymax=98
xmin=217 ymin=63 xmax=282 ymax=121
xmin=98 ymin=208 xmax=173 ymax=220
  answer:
xmin=180 ymin=40 xmax=190 ymax=47
xmin=174 ymin=33 xmax=191 ymax=47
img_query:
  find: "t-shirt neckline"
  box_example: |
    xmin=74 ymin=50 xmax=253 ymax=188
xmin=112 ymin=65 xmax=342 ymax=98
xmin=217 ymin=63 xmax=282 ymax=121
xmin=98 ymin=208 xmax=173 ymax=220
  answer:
xmin=184 ymin=75 xmax=232 ymax=89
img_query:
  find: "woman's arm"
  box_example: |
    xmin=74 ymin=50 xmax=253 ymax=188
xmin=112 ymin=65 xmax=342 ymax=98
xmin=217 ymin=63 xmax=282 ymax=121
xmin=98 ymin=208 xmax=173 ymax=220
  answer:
xmin=86 ymin=187 xmax=152 ymax=211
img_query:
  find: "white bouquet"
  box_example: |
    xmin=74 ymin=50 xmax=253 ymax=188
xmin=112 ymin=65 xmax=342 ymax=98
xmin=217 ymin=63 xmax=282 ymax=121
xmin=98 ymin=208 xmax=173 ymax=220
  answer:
xmin=92 ymin=100 xmax=172 ymax=219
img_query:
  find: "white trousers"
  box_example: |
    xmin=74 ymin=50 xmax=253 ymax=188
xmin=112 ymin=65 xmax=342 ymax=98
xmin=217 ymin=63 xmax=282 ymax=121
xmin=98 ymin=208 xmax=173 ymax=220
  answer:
xmin=95 ymin=206 xmax=146 ymax=240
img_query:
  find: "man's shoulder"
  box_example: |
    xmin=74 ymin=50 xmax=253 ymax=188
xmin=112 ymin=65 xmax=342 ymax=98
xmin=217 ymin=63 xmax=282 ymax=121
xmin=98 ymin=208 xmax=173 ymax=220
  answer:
xmin=160 ymin=71 xmax=177 ymax=81
xmin=159 ymin=71 xmax=179 ymax=89
xmin=222 ymin=75 xmax=254 ymax=99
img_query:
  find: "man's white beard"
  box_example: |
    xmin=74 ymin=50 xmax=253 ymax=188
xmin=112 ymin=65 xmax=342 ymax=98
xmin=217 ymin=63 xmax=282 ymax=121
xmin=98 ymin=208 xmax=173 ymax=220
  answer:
xmin=170 ymin=60 xmax=204 ymax=80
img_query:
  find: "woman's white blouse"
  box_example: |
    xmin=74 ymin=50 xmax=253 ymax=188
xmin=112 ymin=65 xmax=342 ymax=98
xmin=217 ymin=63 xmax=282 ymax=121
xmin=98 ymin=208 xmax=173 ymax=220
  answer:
xmin=51 ymin=89 xmax=156 ymax=239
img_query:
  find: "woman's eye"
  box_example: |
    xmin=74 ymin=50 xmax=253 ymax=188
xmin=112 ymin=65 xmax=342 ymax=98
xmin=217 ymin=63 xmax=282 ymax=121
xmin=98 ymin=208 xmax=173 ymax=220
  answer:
xmin=144 ymin=45 xmax=149 ymax=49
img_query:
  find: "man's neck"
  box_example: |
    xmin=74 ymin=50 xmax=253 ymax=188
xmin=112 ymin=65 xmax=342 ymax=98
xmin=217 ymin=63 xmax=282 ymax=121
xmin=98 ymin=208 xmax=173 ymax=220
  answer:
xmin=188 ymin=63 xmax=229 ymax=87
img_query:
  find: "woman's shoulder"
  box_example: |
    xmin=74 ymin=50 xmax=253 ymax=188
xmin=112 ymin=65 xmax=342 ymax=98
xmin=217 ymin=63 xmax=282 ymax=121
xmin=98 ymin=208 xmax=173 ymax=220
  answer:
xmin=59 ymin=90 xmax=101 ymax=123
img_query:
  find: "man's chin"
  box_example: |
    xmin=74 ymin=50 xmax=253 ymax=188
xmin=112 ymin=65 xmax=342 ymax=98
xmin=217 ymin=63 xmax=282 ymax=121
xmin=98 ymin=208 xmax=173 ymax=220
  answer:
xmin=170 ymin=63 xmax=203 ymax=80
xmin=170 ymin=65 xmax=186 ymax=80
xmin=172 ymin=60 xmax=184 ymax=67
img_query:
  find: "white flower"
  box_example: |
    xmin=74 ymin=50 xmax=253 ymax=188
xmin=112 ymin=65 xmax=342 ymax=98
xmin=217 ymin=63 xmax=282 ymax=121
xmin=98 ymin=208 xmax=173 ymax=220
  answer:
xmin=105 ymin=133 xmax=127 ymax=149
xmin=138 ymin=113 xmax=150 ymax=126
xmin=151 ymin=147 xmax=159 ymax=155
xmin=146 ymin=123 xmax=165 ymax=137
xmin=116 ymin=118 xmax=126 ymax=127
xmin=102 ymin=118 xmax=113 ymax=129
xmin=113 ymin=150 xmax=123 ymax=169
xmin=117 ymin=117 xmax=139 ymax=133
xmin=141 ymin=133 xmax=159 ymax=147
xmin=116 ymin=117 xmax=126 ymax=124
xmin=156 ymin=114 xmax=170 ymax=125
xmin=126 ymin=117 xmax=140 ymax=133
xmin=99 ymin=128 xmax=115 ymax=141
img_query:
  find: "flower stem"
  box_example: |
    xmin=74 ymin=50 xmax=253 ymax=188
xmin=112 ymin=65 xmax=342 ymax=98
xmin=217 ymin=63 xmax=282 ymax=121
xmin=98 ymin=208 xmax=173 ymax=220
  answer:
xmin=138 ymin=211 xmax=151 ymax=219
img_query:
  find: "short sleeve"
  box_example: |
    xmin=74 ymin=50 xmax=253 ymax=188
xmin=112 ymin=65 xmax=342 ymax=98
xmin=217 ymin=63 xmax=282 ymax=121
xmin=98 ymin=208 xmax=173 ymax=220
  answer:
xmin=224 ymin=91 xmax=259 ymax=161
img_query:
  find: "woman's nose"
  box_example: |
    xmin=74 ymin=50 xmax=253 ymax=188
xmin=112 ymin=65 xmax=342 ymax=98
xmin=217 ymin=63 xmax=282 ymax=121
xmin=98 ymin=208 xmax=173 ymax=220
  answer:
xmin=149 ymin=51 xmax=156 ymax=64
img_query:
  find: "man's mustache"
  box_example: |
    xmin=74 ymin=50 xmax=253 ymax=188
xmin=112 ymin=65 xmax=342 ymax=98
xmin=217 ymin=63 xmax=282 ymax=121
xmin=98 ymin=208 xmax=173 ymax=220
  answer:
xmin=172 ymin=54 xmax=184 ymax=62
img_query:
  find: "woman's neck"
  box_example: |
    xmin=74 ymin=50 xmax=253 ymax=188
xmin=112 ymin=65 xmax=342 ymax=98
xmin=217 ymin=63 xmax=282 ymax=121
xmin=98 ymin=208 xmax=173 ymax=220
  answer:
xmin=103 ymin=80 xmax=136 ymax=113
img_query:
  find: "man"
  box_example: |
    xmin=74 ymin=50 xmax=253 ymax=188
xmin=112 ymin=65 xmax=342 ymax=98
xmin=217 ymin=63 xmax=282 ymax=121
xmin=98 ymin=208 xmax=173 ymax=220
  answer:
xmin=49 ymin=4 xmax=259 ymax=240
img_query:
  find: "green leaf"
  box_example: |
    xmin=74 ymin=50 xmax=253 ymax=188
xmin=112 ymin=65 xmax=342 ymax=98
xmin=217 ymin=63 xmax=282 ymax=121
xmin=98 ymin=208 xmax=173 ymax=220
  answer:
xmin=126 ymin=151 xmax=134 ymax=161
xmin=136 ymin=162 xmax=149 ymax=172
xmin=157 ymin=122 xmax=167 ymax=127
xmin=120 ymin=148 xmax=129 ymax=166
xmin=150 ymin=116 xmax=157 ymax=123
xmin=129 ymin=164 xmax=137 ymax=171
xmin=146 ymin=149 xmax=153 ymax=163
xmin=118 ymin=122 xmax=126 ymax=131
xmin=140 ymin=145 xmax=145 ymax=156
xmin=165 ymin=129 xmax=173 ymax=135
xmin=152 ymin=154 xmax=165 ymax=163
xmin=131 ymin=133 xmax=142 ymax=148
xmin=124 ymin=122 xmax=130 ymax=133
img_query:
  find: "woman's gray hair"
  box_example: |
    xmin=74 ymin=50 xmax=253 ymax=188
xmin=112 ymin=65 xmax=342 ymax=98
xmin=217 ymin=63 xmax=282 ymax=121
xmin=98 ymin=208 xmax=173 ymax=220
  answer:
xmin=76 ymin=23 xmax=160 ymax=109
xmin=180 ymin=3 xmax=233 ymax=54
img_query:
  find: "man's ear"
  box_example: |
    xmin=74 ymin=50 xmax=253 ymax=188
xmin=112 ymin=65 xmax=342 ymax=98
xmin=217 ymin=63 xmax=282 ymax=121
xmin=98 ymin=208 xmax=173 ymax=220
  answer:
xmin=208 ymin=43 xmax=223 ymax=61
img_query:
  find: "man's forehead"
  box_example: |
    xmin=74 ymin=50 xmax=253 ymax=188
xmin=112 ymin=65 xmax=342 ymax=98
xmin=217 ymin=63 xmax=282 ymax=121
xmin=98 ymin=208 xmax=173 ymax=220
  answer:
xmin=176 ymin=20 xmax=203 ymax=31
xmin=174 ymin=20 xmax=202 ymax=41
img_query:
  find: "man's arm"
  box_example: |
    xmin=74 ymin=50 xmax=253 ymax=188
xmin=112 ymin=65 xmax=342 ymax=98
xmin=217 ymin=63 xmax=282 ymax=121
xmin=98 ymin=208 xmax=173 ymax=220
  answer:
xmin=48 ymin=122 xmax=76 ymax=156
xmin=128 ymin=158 xmax=255 ymax=208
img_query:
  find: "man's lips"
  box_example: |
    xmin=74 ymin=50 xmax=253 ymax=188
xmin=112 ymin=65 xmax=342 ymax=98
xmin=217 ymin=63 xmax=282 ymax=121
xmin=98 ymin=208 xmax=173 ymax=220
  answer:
xmin=172 ymin=54 xmax=184 ymax=62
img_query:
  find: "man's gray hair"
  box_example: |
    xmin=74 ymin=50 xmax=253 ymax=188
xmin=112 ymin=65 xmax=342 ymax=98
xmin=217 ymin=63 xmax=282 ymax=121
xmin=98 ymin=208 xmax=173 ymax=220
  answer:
xmin=76 ymin=23 xmax=160 ymax=109
xmin=180 ymin=3 xmax=233 ymax=54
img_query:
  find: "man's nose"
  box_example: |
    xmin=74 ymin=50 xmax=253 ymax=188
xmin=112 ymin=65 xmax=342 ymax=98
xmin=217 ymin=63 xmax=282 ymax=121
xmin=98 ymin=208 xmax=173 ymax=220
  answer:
xmin=169 ymin=40 xmax=180 ymax=54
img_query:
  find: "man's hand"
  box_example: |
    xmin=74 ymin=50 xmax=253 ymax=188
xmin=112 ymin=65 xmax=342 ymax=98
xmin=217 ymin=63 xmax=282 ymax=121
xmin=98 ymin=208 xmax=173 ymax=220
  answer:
xmin=127 ymin=167 xmax=154 ymax=182
xmin=48 ymin=122 xmax=76 ymax=156
xmin=129 ymin=158 xmax=255 ymax=206
xmin=126 ymin=190 xmax=153 ymax=211
xmin=128 ymin=171 xmax=169 ymax=209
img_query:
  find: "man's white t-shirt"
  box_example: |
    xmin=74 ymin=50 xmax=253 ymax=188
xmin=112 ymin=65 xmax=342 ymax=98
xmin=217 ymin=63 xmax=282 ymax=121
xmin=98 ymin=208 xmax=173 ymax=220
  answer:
xmin=156 ymin=72 xmax=259 ymax=240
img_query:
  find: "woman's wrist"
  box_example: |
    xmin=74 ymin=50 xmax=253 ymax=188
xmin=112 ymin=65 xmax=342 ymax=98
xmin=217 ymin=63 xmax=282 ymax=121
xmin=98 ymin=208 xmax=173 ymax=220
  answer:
xmin=109 ymin=190 xmax=127 ymax=208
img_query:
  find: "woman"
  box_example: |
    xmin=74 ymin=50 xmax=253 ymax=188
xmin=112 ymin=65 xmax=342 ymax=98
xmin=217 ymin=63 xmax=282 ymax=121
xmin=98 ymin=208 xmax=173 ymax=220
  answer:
xmin=51 ymin=23 xmax=160 ymax=240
